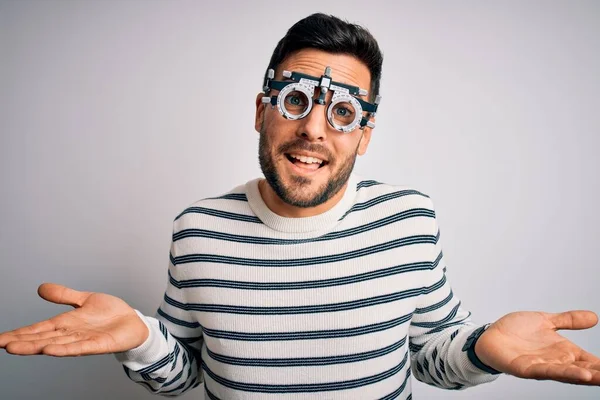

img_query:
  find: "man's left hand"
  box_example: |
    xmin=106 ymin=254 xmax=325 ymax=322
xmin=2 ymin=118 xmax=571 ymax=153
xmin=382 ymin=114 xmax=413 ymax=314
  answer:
xmin=475 ymin=310 xmax=600 ymax=385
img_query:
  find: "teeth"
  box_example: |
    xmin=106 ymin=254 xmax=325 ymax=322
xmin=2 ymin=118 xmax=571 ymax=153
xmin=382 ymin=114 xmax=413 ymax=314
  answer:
xmin=290 ymin=154 xmax=324 ymax=164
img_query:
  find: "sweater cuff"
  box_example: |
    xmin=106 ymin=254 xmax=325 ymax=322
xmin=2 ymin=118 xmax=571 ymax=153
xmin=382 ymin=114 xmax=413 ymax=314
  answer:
xmin=113 ymin=310 xmax=170 ymax=367
xmin=461 ymin=324 xmax=502 ymax=375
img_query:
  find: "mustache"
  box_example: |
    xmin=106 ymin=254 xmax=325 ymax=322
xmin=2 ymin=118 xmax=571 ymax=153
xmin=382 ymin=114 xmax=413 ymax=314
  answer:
xmin=277 ymin=139 xmax=333 ymax=162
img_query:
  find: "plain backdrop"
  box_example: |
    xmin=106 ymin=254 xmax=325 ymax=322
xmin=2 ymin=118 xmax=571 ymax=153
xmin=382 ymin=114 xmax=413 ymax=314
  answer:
xmin=1 ymin=1 xmax=599 ymax=399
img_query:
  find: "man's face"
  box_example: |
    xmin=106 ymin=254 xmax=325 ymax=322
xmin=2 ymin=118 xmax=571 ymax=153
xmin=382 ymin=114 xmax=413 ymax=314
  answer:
xmin=255 ymin=49 xmax=373 ymax=208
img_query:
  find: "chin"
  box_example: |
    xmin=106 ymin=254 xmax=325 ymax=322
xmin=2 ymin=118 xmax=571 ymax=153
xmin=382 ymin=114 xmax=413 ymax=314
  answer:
xmin=280 ymin=178 xmax=332 ymax=208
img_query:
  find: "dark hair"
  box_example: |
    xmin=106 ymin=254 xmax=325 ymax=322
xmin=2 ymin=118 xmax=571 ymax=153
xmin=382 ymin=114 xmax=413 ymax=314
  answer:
xmin=265 ymin=13 xmax=383 ymax=102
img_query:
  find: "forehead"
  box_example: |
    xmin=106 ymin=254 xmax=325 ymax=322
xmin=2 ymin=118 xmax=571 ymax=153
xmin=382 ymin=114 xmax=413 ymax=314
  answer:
xmin=277 ymin=49 xmax=371 ymax=93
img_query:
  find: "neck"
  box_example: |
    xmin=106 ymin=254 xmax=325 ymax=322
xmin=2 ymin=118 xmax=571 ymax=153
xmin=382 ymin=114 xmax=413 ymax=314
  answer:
xmin=258 ymin=179 xmax=348 ymax=218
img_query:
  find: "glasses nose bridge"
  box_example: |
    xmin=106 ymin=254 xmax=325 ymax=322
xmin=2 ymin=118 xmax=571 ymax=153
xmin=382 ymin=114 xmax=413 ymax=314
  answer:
xmin=303 ymin=86 xmax=332 ymax=121
xmin=304 ymin=87 xmax=334 ymax=127
xmin=294 ymin=86 xmax=333 ymax=140
xmin=312 ymin=84 xmax=334 ymax=106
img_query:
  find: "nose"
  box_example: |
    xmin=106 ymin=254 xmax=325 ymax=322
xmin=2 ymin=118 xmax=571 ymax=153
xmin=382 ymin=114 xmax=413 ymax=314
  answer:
xmin=296 ymin=98 xmax=329 ymax=143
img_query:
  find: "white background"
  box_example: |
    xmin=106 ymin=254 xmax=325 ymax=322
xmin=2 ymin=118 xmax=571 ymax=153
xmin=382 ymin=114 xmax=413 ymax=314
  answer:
xmin=1 ymin=0 xmax=599 ymax=398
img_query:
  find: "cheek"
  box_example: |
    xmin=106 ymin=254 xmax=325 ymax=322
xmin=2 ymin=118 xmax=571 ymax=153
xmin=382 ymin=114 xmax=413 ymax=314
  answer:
xmin=264 ymin=122 xmax=296 ymax=150
xmin=331 ymin=139 xmax=359 ymax=163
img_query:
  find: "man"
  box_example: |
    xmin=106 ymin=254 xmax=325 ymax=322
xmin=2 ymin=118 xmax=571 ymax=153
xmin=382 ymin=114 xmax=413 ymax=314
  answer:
xmin=1 ymin=13 xmax=598 ymax=399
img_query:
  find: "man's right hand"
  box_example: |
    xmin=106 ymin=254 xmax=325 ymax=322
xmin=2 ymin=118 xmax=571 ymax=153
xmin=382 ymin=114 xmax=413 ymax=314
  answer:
xmin=0 ymin=283 xmax=149 ymax=357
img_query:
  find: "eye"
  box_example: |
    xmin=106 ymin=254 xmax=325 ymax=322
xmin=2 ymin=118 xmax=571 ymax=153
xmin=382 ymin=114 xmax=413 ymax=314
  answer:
xmin=336 ymin=107 xmax=349 ymax=116
xmin=334 ymin=105 xmax=354 ymax=118
xmin=284 ymin=93 xmax=306 ymax=107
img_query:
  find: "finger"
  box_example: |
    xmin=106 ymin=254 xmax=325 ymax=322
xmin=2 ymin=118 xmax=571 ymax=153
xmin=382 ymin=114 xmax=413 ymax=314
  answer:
xmin=589 ymin=370 xmax=600 ymax=385
xmin=0 ymin=319 xmax=56 ymax=345
xmin=37 ymin=283 xmax=92 ymax=308
xmin=5 ymin=334 xmax=84 ymax=355
xmin=0 ymin=329 xmax=68 ymax=347
xmin=525 ymin=363 xmax=593 ymax=384
xmin=547 ymin=310 xmax=599 ymax=331
xmin=43 ymin=339 xmax=107 ymax=357
xmin=573 ymin=361 xmax=600 ymax=371
xmin=573 ymin=367 xmax=600 ymax=386
xmin=579 ymin=350 xmax=600 ymax=364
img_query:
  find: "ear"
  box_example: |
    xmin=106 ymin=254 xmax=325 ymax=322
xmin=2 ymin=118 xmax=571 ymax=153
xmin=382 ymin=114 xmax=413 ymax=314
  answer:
xmin=255 ymin=92 xmax=267 ymax=133
xmin=357 ymin=117 xmax=375 ymax=156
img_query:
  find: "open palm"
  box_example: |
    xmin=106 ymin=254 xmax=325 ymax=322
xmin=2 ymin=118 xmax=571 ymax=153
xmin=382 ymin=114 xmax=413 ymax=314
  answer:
xmin=0 ymin=283 xmax=148 ymax=357
xmin=475 ymin=310 xmax=600 ymax=385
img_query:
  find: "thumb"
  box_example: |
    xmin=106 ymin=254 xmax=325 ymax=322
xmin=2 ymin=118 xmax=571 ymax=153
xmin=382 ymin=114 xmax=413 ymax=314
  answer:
xmin=547 ymin=310 xmax=599 ymax=331
xmin=37 ymin=283 xmax=92 ymax=308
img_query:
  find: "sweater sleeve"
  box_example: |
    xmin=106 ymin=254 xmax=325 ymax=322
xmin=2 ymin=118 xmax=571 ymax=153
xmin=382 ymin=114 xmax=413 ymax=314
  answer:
xmin=408 ymin=197 xmax=501 ymax=389
xmin=113 ymin=222 xmax=204 ymax=396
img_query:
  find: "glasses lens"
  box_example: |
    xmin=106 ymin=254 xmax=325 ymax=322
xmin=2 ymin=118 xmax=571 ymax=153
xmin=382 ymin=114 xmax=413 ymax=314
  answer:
xmin=282 ymin=90 xmax=310 ymax=116
xmin=330 ymin=101 xmax=357 ymax=128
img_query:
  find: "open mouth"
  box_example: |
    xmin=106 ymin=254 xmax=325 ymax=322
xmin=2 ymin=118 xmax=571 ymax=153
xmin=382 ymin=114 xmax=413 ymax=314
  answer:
xmin=285 ymin=153 xmax=329 ymax=170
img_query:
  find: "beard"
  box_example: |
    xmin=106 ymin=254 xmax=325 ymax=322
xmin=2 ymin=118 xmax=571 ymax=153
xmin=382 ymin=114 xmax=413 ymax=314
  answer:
xmin=258 ymin=125 xmax=359 ymax=208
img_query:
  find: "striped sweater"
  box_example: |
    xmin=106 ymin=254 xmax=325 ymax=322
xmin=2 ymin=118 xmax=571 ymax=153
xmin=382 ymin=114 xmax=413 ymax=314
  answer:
xmin=114 ymin=174 xmax=500 ymax=399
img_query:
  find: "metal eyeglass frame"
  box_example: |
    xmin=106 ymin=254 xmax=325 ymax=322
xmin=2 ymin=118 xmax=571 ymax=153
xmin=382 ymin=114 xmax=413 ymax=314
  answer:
xmin=261 ymin=66 xmax=381 ymax=133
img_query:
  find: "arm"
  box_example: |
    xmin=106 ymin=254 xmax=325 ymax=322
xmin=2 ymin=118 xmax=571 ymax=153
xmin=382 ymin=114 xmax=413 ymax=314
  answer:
xmin=114 ymin=223 xmax=205 ymax=396
xmin=408 ymin=197 xmax=501 ymax=389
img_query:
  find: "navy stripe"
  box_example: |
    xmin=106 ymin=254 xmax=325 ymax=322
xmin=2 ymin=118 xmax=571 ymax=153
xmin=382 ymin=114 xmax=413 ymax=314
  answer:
xmin=174 ymin=235 xmax=435 ymax=267
xmin=159 ymin=321 xmax=168 ymax=339
xmin=424 ymin=318 xmax=471 ymax=336
xmin=175 ymin=207 xmax=261 ymax=223
xmin=415 ymin=360 xmax=424 ymax=375
xmin=202 ymin=312 xmax=413 ymax=341
xmin=163 ymin=275 xmax=445 ymax=315
xmin=201 ymin=351 xmax=408 ymax=393
xmin=411 ymin=302 xmax=461 ymax=328
xmin=176 ymin=335 xmax=202 ymax=345
xmin=432 ymin=250 xmax=443 ymax=270
xmin=435 ymin=363 xmax=444 ymax=381
xmin=130 ymin=376 xmax=158 ymax=394
xmin=206 ymin=336 xmax=407 ymax=367
xmin=141 ymin=372 xmax=166 ymax=384
xmin=414 ymin=290 xmax=454 ymax=314
xmin=339 ymin=189 xmax=429 ymax=221
xmin=208 ymin=193 xmax=247 ymax=201
xmin=378 ymin=368 xmax=411 ymax=400
xmin=450 ymin=329 xmax=459 ymax=341
xmin=157 ymin=307 xmax=201 ymax=329
xmin=140 ymin=382 xmax=157 ymax=393
xmin=170 ymin=344 xmax=181 ymax=371
xmin=429 ymin=374 xmax=441 ymax=387
xmin=410 ymin=342 xmax=424 ymax=353
xmin=163 ymin=369 xmax=184 ymax=388
xmin=356 ymin=180 xmax=382 ymax=189
xmin=135 ymin=352 xmax=174 ymax=375
xmin=169 ymin=261 xmax=432 ymax=291
xmin=160 ymin=361 xmax=196 ymax=394
xmin=205 ymin=386 xmax=221 ymax=400
xmin=160 ymin=379 xmax=187 ymax=394
xmin=173 ymin=208 xmax=434 ymax=245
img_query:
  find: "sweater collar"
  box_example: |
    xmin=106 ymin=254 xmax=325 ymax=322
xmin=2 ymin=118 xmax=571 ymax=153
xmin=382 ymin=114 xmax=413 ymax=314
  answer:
xmin=245 ymin=174 xmax=358 ymax=233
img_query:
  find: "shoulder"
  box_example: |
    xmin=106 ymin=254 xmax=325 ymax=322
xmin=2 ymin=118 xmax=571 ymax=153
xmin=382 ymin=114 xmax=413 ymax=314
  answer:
xmin=353 ymin=175 xmax=435 ymax=213
xmin=172 ymin=181 xmax=257 ymax=229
